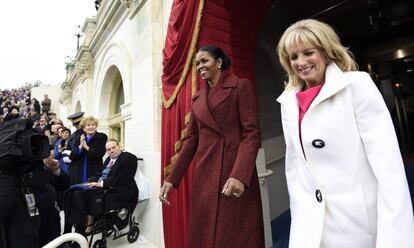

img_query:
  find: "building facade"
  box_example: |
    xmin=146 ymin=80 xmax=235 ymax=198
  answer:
xmin=57 ymin=0 xmax=174 ymax=246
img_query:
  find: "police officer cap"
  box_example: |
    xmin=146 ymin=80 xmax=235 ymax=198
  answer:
xmin=67 ymin=111 xmax=84 ymax=124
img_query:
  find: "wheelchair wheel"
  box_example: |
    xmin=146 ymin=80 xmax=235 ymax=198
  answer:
xmin=93 ymin=239 xmax=107 ymax=248
xmin=127 ymin=225 xmax=140 ymax=243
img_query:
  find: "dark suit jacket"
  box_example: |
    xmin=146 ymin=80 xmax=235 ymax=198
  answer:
xmin=64 ymin=152 xmax=138 ymax=222
xmin=99 ymin=151 xmax=139 ymax=208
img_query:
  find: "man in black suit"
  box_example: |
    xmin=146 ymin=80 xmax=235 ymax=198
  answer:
xmin=64 ymin=138 xmax=138 ymax=235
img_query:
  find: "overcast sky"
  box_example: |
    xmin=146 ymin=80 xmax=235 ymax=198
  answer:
xmin=0 ymin=0 xmax=96 ymax=90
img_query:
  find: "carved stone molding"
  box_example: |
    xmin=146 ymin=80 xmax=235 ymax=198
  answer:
xmin=129 ymin=0 xmax=146 ymax=19
xmin=74 ymin=51 xmax=94 ymax=76
xmin=59 ymin=83 xmax=73 ymax=105
xmin=121 ymin=0 xmax=131 ymax=8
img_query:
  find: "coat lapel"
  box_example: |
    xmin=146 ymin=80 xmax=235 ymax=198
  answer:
xmin=106 ymin=152 xmax=124 ymax=176
xmin=192 ymin=85 xmax=221 ymax=134
xmin=308 ymin=63 xmax=351 ymax=111
xmin=209 ymin=72 xmax=236 ymax=112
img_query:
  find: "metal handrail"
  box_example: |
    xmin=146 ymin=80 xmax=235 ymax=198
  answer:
xmin=43 ymin=233 xmax=88 ymax=248
xmin=258 ymin=169 xmax=274 ymax=178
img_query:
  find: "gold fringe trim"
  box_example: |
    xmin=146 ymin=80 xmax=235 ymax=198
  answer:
xmin=164 ymin=113 xmax=192 ymax=177
xmin=191 ymin=57 xmax=199 ymax=96
xmin=174 ymin=140 xmax=183 ymax=152
xmin=162 ymin=0 xmax=205 ymax=109
xmin=185 ymin=112 xmax=191 ymax=125
xmin=181 ymin=128 xmax=188 ymax=139
xmin=164 ymin=163 xmax=172 ymax=177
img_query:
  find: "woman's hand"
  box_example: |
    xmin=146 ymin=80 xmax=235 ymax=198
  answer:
xmin=159 ymin=181 xmax=174 ymax=205
xmin=79 ymin=134 xmax=90 ymax=151
xmin=79 ymin=134 xmax=85 ymax=149
xmin=222 ymin=178 xmax=245 ymax=198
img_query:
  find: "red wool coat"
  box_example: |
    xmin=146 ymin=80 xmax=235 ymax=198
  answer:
xmin=167 ymin=72 xmax=264 ymax=248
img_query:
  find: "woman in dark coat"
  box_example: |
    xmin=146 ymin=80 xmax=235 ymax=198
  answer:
xmin=160 ymin=45 xmax=264 ymax=248
xmin=69 ymin=116 xmax=107 ymax=184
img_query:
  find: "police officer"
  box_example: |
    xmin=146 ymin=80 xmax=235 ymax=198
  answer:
xmin=62 ymin=112 xmax=85 ymax=184
xmin=66 ymin=112 xmax=85 ymax=152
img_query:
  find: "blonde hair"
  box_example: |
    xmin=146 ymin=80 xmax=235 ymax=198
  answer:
xmin=80 ymin=116 xmax=98 ymax=128
xmin=277 ymin=19 xmax=358 ymax=89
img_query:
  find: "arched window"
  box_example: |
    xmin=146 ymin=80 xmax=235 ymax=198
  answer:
xmin=75 ymin=101 xmax=82 ymax=113
xmin=108 ymin=70 xmax=125 ymax=145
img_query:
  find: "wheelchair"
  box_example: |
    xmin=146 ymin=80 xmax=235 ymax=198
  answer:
xmin=87 ymin=186 xmax=140 ymax=248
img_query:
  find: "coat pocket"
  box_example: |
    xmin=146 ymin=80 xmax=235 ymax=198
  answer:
xmin=354 ymin=183 xmax=373 ymax=234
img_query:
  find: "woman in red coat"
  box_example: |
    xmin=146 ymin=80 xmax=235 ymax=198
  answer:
xmin=160 ymin=45 xmax=264 ymax=248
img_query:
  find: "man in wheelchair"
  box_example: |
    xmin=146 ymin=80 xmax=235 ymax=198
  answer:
xmin=64 ymin=138 xmax=139 ymax=237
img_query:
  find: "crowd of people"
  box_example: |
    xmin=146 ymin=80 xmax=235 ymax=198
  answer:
xmin=1 ymin=86 xmax=52 ymax=124
xmin=0 ymin=86 xmax=138 ymax=248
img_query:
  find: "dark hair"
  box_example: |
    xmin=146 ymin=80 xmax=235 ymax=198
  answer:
xmin=60 ymin=127 xmax=71 ymax=135
xmin=198 ymin=45 xmax=231 ymax=70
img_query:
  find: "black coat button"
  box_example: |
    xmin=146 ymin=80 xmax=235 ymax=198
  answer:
xmin=315 ymin=189 xmax=323 ymax=202
xmin=312 ymin=139 xmax=325 ymax=148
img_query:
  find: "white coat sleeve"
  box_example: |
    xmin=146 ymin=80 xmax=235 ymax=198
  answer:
xmin=351 ymin=72 xmax=414 ymax=248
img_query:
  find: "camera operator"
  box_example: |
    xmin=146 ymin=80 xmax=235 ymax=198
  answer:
xmin=37 ymin=155 xmax=70 ymax=247
xmin=0 ymin=118 xmax=70 ymax=248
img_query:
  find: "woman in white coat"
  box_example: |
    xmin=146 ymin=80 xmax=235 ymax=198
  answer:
xmin=276 ymin=19 xmax=414 ymax=248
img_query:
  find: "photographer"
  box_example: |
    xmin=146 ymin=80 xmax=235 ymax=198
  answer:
xmin=37 ymin=156 xmax=70 ymax=247
xmin=0 ymin=118 xmax=70 ymax=248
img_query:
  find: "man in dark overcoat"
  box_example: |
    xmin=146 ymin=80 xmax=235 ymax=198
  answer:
xmin=66 ymin=111 xmax=85 ymax=154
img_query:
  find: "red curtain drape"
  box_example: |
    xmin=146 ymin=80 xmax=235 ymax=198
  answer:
xmin=161 ymin=1 xmax=271 ymax=247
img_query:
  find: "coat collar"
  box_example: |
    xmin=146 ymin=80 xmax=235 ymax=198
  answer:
xmin=209 ymin=71 xmax=236 ymax=111
xmin=276 ymin=63 xmax=350 ymax=108
xmin=276 ymin=63 xmax=351 ymax=165
xmin=192 ymin=71 xmax=237 ymax=134
xmin=106 ymin=152 xmax=124 ymax=170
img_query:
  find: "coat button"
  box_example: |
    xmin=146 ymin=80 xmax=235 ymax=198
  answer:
xmin=312 ymin=139 xmax=325 ymax=148
xmin=315 ymin=189 xmax=323 ymax=203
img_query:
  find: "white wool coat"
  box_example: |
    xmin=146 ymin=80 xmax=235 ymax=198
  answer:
xmin=277 ymin=63 xmax=414 ymax=248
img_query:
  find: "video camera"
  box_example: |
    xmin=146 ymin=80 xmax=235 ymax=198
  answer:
xmin=0 ymin=118 xmax=50 ymax=174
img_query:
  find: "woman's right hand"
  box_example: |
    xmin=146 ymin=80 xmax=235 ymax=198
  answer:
xmin=159 ymin=181 xmax=174 ymax=205
xmin=80 ymin=134 xmax=85 ymax=143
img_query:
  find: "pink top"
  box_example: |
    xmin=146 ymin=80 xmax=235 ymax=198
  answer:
xmin=296 ymin=84 xmax=323 ymax=149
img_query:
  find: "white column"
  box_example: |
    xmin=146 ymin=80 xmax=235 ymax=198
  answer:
xmin=257 ymin=148 xmax=274 ymax=248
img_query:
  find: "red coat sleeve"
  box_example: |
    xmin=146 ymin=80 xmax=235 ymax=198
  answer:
xmin=229 ymin=78 xmax=260 ymax=187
